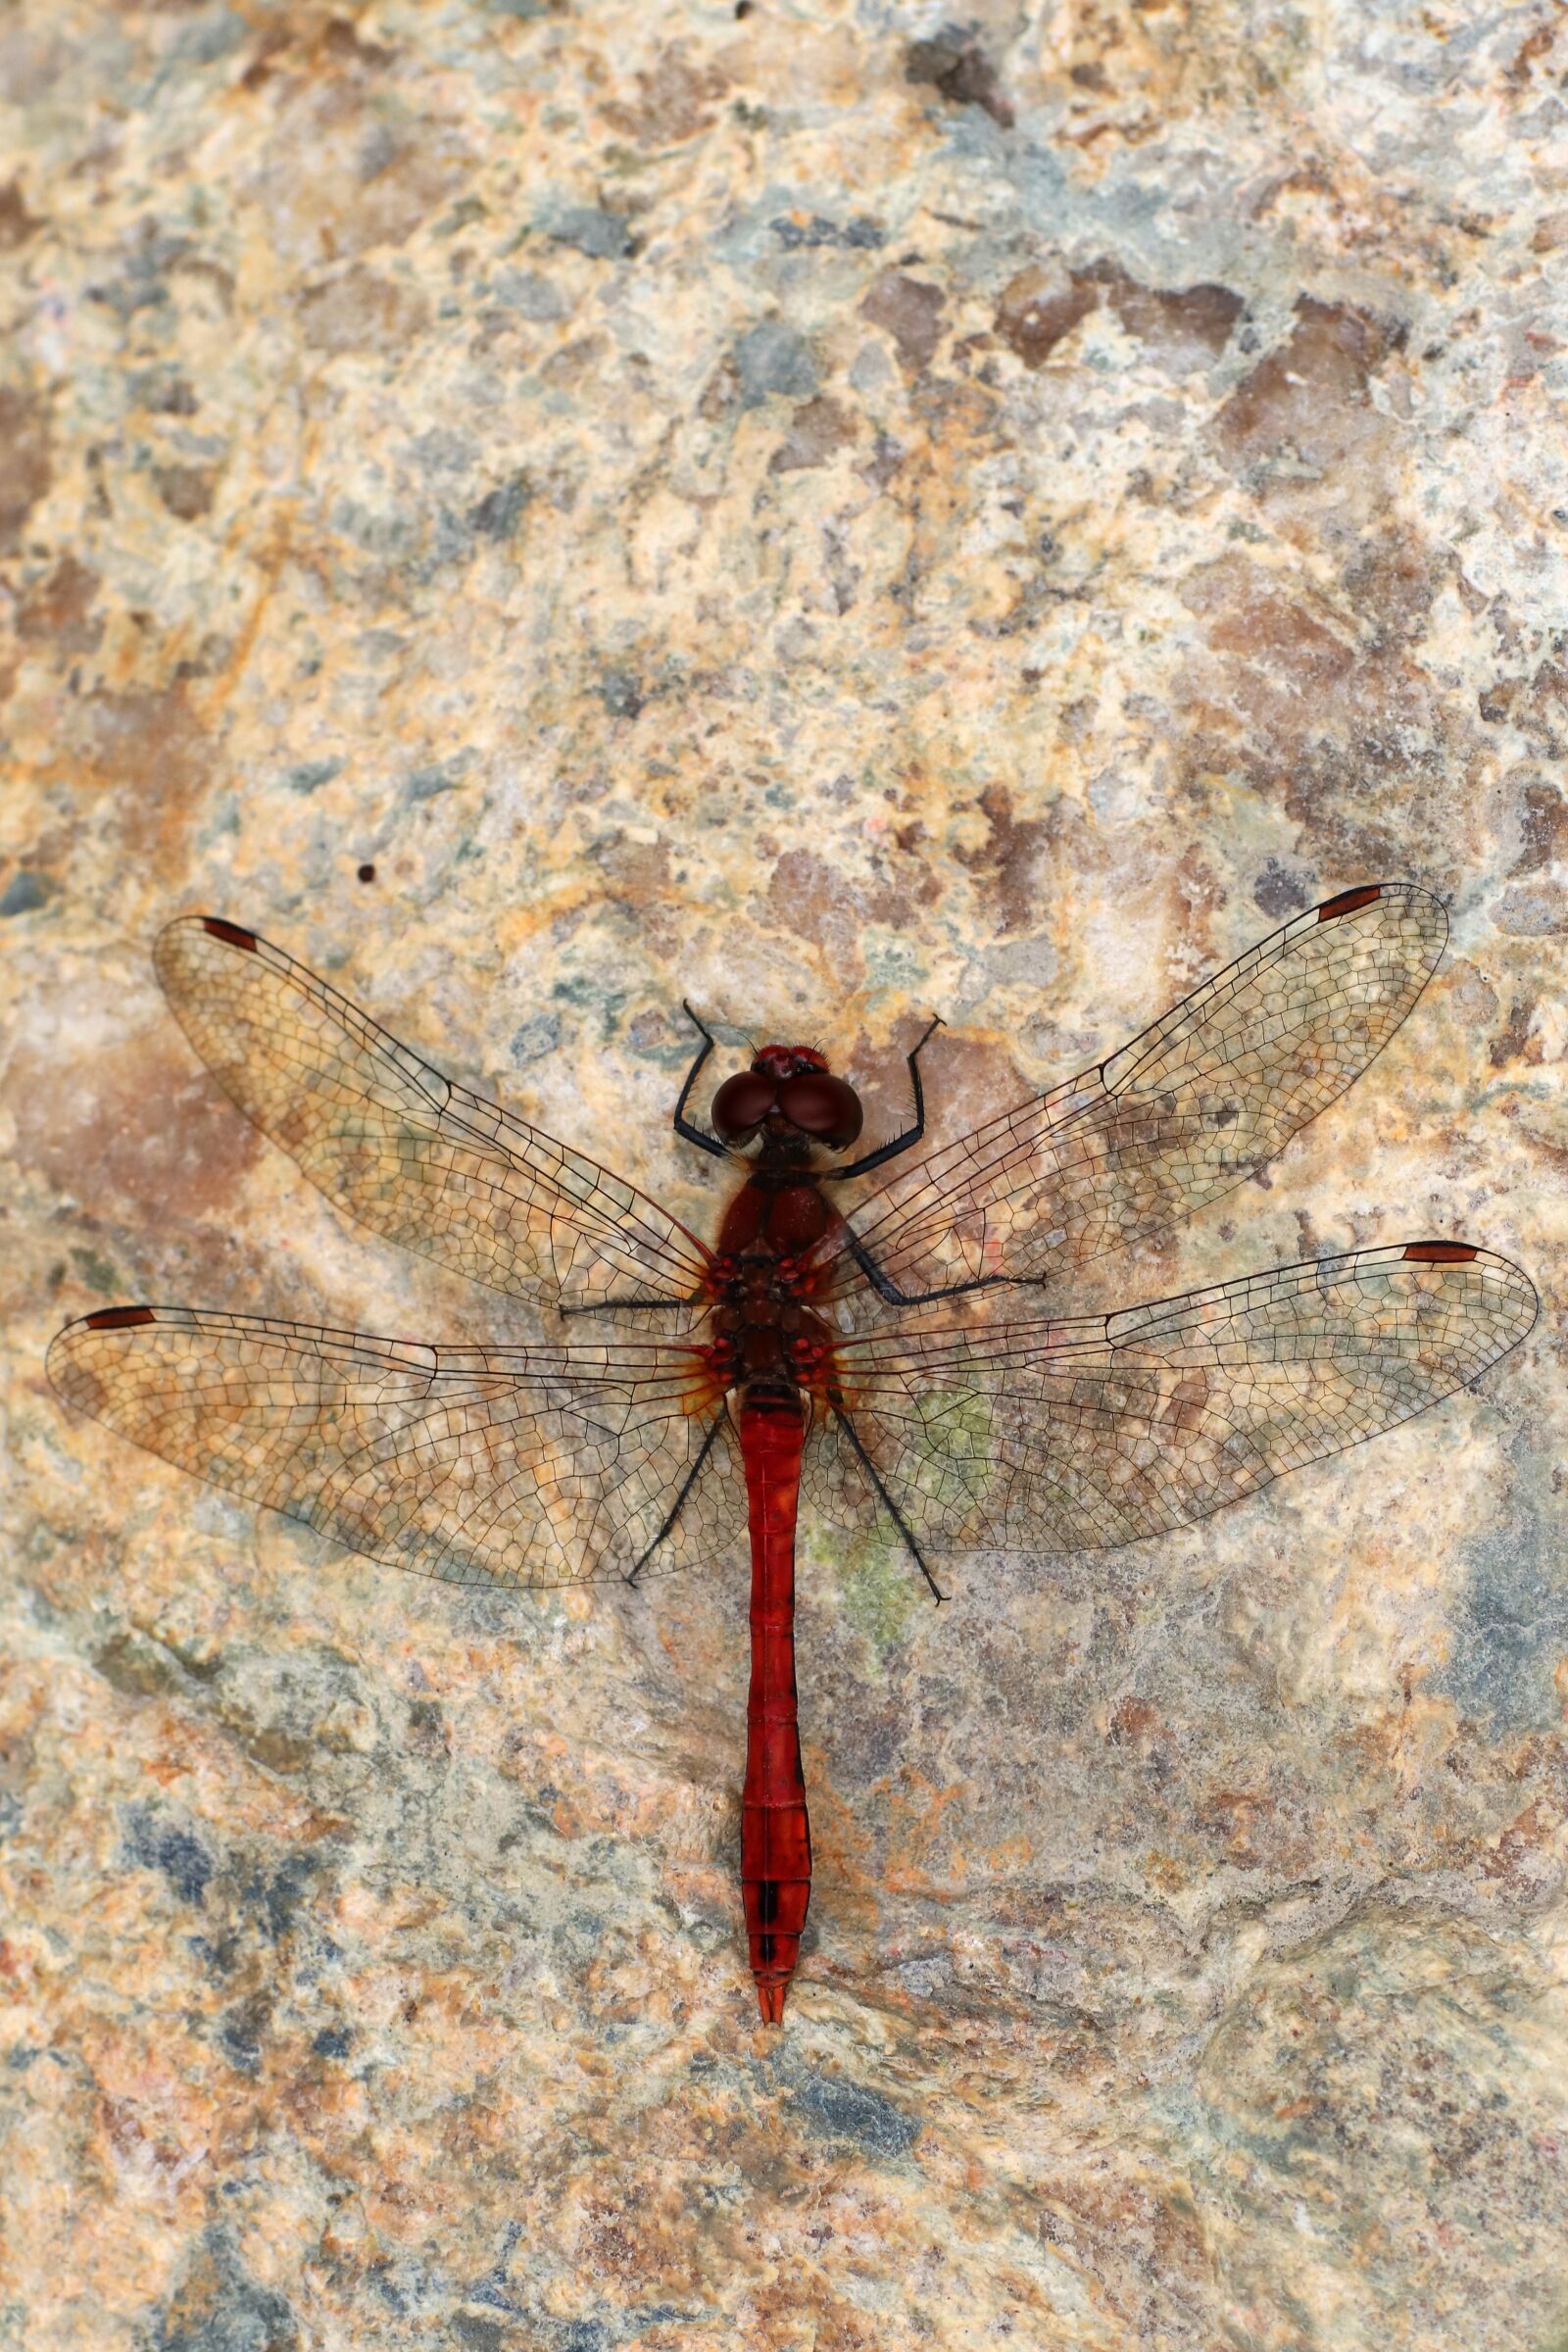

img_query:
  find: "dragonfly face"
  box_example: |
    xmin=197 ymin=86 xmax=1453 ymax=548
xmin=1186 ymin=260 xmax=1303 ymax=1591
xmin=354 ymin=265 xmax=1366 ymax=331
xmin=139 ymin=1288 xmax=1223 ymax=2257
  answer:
xmin=46 ymin=888 xmax=1539 ymax=2024
xmin=710 ymin=1044 xmax=864 ymax=1155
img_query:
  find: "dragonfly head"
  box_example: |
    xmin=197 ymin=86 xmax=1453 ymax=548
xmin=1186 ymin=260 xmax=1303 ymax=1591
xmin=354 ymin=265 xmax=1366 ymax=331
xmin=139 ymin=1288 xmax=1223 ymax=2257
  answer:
xmin=711 ymin=1044 xmax=864 ymax=1152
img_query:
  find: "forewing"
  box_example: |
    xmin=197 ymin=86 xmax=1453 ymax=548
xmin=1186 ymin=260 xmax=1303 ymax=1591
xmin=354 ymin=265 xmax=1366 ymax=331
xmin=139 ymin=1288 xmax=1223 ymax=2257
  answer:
xmin=826 ymin=884 xmax=1447 ymax=1301
xmin=814 ymin=1245 xmax=1536 ymax=1556
xmin=154 ymin=918 xmax=710 ymax=1311
xmin=48 ymin=1307 xmax=745 ymax=1590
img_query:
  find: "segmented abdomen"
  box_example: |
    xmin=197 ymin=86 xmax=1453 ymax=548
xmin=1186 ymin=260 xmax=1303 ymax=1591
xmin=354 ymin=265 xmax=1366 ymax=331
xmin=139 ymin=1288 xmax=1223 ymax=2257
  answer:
xmin=737 ymin=1394 xmax=811 ymax=2024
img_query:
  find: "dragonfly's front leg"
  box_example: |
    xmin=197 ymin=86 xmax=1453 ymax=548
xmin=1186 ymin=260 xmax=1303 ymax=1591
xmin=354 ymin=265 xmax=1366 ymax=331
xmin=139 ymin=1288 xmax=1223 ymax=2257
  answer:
xmin=672 ymin=1001 xmax=728 ymax=1161
xmin=824 ymin=1015 xmax=943 ymax=1184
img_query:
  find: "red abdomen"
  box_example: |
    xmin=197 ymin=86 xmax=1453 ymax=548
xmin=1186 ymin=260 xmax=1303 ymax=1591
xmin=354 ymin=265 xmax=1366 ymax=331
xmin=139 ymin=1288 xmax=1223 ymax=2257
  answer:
xmin=738 ymin=1394 xmax=811 ymax=2024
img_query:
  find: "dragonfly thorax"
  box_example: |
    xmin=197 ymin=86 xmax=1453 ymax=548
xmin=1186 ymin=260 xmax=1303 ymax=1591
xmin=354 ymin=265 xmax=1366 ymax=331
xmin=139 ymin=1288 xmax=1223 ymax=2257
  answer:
xmin=709 ymin=1247 xmax=834 ymax=1400
xmin=715 ymin=1170 xmax=832 ymax=1261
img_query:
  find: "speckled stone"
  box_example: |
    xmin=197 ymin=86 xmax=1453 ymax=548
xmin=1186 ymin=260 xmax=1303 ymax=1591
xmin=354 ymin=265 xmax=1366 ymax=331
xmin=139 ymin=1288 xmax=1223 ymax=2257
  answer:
xmin=3 ymin=4 xmax=1567 ymax=2347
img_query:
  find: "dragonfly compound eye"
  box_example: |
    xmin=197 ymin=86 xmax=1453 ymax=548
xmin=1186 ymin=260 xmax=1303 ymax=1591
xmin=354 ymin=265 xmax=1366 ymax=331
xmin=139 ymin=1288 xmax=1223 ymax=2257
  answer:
xmin=777 ymin=1072 xmax=863 ymax=1150
xmin=711 ymin=1070 xmax=778 ymax=1139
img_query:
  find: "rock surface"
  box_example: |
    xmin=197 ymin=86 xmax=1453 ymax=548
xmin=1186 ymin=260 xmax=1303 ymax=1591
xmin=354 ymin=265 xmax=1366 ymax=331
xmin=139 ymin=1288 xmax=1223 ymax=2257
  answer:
xmin=3 ymin=4 xmax=1567 ymax=2346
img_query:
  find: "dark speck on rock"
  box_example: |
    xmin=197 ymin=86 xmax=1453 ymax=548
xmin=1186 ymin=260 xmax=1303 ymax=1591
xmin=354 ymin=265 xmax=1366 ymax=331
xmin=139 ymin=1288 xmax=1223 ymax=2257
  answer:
xmin=905 ymin=30 xmax=1015 ymax=127
xmin=790 ymin=2068 xmax=919 ymax=2158
xmin=0 ymin=871 xmax=52 ymax=915
xmin=511 ymin=1011 xmax=562 ymax=1063
xmin=547 ymin=207 xmax=634 ymax=262
xmin=436 ymin=195 xmax=488 ymax=237
xmin=771 ymin=213 xmax=885 ymax=250
xmin=600 ymin=668 xmax=645 ymax=718
xmin=152 ymin=2225 xmax=300 ymax=2352
xmin=220 ymin=2007 xmax=264 ymax=2074
xmin=122 ymin=1805 xmax=215 ymax=1908
xmin=187 ymin=1930 xmax=239 ymax=1982
xmin=257 ymin=1851 xmax=315 ymax=1941
xmin=451 ymin=2319 xmax=507 ymax=2352
xmin=406 ymin=752 xmax=473 ymax=800
xmin=127 ymin=365 xmax=197 ymax=415
xmin=734 ymin=317 xmax=818 ymax=406
xmin=87 ymin=248 xmax=177 ymax=320
xmin=313 ymin=2026 xmax=353 ymax=2059
xmin=1253 ymin=858 xmax=1311 ymax=918
xmin=470 ymin=472 xmax=532 ymax=539
xmin=152 ymin=464 xmax=218 ymax=522
xmin=286 ymin=759 xmax=343 ymax=795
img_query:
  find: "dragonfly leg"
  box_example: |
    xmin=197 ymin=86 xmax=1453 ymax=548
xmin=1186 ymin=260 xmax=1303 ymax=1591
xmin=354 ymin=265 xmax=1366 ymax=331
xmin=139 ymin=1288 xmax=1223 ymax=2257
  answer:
xmin=560 ymin=1295 xmax=698 ymax=1317
xmin=829 ymin=1400 xmax=945 ymax=1602
xmin=842 ymin=1230 xmax=1014 ymax=1310
xmin=672 ymin=1001 xmax=728 ymax=1160
xmin=625 ymin=1410 xmax=728 ymax=1585
xmin=827 ymin=1015 xmax=943 ymax=1183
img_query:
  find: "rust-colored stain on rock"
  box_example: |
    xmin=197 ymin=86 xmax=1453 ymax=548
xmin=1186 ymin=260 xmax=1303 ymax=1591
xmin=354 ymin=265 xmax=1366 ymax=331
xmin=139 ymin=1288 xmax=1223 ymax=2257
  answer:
xmin=0 ymin=380 xmax=51 ymax=554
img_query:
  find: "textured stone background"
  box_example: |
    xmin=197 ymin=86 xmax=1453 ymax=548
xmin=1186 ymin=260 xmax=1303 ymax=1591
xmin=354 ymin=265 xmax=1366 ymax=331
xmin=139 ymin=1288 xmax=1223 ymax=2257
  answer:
xmin=3 ymin=2 xmax=1567 ymax=2345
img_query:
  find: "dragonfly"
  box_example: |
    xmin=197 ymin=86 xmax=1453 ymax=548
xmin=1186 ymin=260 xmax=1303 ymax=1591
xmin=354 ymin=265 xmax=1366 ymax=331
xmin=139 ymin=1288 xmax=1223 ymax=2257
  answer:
xmin=48 ymin=885 xmax=1537 ymax=2021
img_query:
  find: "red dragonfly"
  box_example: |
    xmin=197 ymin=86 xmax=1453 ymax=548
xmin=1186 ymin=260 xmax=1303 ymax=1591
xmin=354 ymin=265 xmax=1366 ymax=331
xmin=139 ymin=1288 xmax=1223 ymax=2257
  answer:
xmin=49 ymin=885 xmax=1537 ymax=2021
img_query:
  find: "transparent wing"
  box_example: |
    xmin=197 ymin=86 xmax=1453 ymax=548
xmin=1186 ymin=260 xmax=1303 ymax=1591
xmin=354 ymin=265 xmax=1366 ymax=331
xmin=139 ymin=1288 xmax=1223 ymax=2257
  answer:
xmin=154 ymin=917 xmax=710 ymax=1311
xmin=824 ymin=884 xmax=1447 ymax=1303
xmin=48 ymin=1305 xmax=745 ymax=1591
xmin=806 ymin=1245 xmax=1536 ymax=1556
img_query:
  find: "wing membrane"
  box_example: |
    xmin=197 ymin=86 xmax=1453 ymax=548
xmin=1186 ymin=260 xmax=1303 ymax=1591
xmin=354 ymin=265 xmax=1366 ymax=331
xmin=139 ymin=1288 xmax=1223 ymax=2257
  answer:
xmin=154 ymin=918 xmax=710 ymax=1311
xmin=827 ymin=884 xmax=1447 ymax=1301
xmin=808 ymin=1245 xmax=1536 ymax=1555
xmin=49 ymin=1248 xmax=1535 ymax=1585
xmin=48 ymin=1307 xmax=743 ymax=1590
